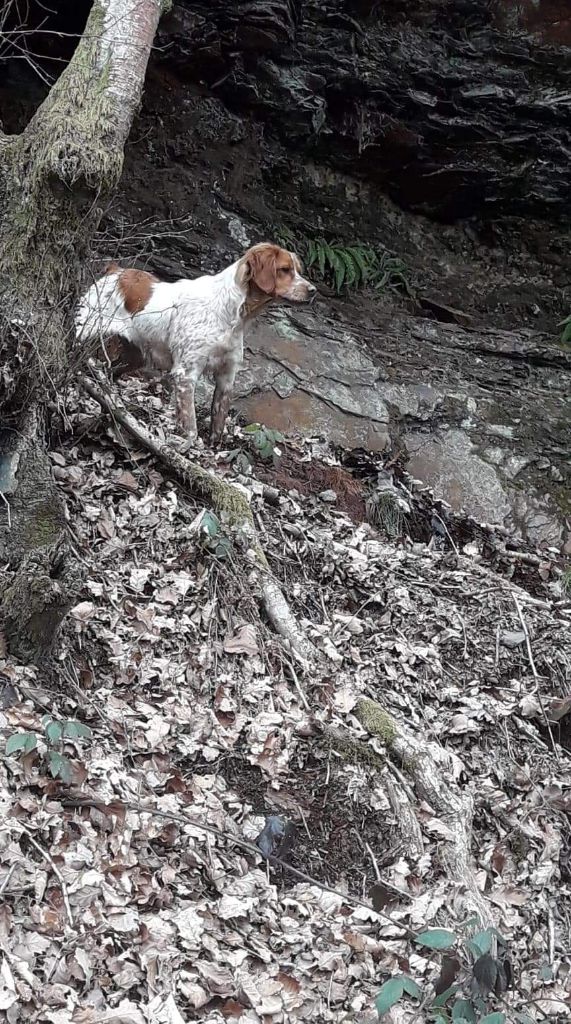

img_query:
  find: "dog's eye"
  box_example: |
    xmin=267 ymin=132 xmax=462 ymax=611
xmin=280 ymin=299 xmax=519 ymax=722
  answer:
xmin=277 ymin=267 xmax=290 ymax=275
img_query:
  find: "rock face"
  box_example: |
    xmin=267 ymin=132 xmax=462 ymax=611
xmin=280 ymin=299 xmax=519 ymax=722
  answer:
xmin=0 ymin=0 xmax=569 ymax=549
xmin=157 ymin=0 xmax=571 ymax=221
xmin=225 ymin=304 xmax=569 ymax=549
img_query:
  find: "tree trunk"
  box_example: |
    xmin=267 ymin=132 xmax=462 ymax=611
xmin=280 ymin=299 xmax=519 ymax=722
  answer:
xmin=0 ymin=0 xmax=163 ymax=663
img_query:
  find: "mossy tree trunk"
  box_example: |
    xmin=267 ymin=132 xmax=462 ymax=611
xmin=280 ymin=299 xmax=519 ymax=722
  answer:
xmin=0 ymin=0 xmax=163 ymax=662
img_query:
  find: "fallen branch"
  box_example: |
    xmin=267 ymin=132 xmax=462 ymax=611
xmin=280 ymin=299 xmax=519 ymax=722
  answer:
xmin=356 ymin=697 xmax=494 ymax=929
xmin=78 ymin=367 xmax=318 ymax=664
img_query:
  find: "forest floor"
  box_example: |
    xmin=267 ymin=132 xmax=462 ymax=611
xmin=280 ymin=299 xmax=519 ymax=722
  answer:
xmin=0 ymin=370 xmax=570 ymax=1024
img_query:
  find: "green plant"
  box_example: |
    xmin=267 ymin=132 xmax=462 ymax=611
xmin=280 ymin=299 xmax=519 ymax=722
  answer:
xmin=228 ymin=423 xmax=284 ymax=471
xmin=277 ymin=227 xmax=412 ymax=296
xmin=196 ymin=510 xmax=232 ymax=561
xmin=375 ymin=925 xmax=518 ymax=1023
xmin=559 ymin=314 xmax=571 ymax=345
xmin=6 ymin=717 xmax=92 ymax=783
xmin=366 ymin=489 xmax=405 ymax=537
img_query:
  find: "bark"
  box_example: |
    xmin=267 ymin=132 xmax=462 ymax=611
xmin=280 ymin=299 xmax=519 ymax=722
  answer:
xmin=0 ymin=0 xmax=163 ymax=662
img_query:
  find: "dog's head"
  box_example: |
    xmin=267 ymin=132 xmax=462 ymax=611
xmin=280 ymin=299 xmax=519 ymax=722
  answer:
xmin=237 ymin=243 xmax=316 ymax=304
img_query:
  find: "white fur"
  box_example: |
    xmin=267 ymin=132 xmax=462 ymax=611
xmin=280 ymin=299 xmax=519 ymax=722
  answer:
xmin=76 ymin=253 xmax=315 ymax=442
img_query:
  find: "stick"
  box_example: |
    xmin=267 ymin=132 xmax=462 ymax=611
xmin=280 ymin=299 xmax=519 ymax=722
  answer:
xmin=22 ymin=828 xmax=74 ymax=928
xmin=62 ymin=796 xmax=418 ymax=939
xmin=78 ymin=366 xmax=317 ymax=664
xmin=512 ymin=595 xmax=560 ymax=762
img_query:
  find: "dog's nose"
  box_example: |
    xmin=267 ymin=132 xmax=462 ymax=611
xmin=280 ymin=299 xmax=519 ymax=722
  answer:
xmin=308 ymin=283 xmax=317 ymax=300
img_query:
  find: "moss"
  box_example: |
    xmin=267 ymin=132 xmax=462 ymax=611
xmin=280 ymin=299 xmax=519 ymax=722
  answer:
xmin=160 ymin=0 xmax=173 ymax=12
xmin=326 ymin=730 xmax=385 ymax=771
xmin=356 ymin=698 xmax=398 ymax=746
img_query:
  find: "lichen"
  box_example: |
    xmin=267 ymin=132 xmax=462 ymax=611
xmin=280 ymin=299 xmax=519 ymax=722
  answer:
xmin=356 ymin=698 xmax=398 ymax=746
xmin=24 ymin=503 xmax=62 ymax=549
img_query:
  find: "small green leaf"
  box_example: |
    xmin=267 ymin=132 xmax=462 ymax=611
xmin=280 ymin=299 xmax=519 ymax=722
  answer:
xmin=415 ymin=928 xmax=456 ymax=950
xmin=243 ymin=423 xmax=261 ymax=434
xmin=432 ymin=984 xmax=460 ymax=1008
xmin=63 ymin=721 xmax=92 ymax=740
xmin=6 ymin=732 xmax=37 ymax=755
xmin=470 ymin=929 xmax=493 ymax=955
xmin=479 ymin=1014 xmax=506 ymax=1024
xmin=401 ymin=976 xmax=421 ymax=999
xmin=539 ymin=964 xmax=553 ymax=982
xmin=452 ymin=1000 xmax=476 ymax=1023
xmin=45 ymin=721 xmax=64 ymax=746
xmin=47 ymin=751 xmax=72 ymax=784
xmin=375 ymin=977 xmax=404 ymax=1015
xmin=201 ymin=511 xmax=220 ymax=537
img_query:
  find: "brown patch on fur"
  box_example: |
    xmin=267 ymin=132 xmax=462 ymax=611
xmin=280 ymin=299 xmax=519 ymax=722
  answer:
xmin=239 ymin=242 xmax=296 ymax=297
xmin=117 ymin=268 xmax=158 ymax=315
xmin=258 ymin=454 xmax=367 ymax=524
xmin=104 ymin=261 xmax=121 ymax=275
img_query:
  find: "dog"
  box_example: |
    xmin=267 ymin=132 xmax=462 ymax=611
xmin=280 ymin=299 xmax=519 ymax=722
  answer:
xmin=76 ymin=243 xmax=316 ymax=444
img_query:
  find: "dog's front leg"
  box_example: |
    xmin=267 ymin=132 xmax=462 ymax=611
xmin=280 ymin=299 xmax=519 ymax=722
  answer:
xmin=210 ymin=361 xmax=237 ymax=446
xmin=173 ymin=367 xmax=198 ymax=442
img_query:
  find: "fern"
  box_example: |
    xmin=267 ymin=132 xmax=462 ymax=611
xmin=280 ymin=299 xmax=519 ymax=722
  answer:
xmin=559 ymin=314 xmax=571 ymax=345
xmin=279 ymin=232 xmax=411 ymax=295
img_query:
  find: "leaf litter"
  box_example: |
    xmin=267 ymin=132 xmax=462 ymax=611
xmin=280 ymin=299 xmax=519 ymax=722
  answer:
xmin=0 ymin=375 xmax=570 ymax=1022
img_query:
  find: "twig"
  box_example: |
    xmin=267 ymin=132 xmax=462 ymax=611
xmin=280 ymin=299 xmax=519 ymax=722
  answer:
xmin=62 ymin=796 xmax=419 ymax=940
xmin=0 ymin=492 xmax=11 ymax=529
xmin=512 ymin=595 xmax=560 ymax=762
xmin=282 ymin=657 xmax=311 ymax=710
xmin=21 ymin=827 xmax=74 ymax=928
xmin=0 ymin=863 xmax=16 ymax=895
xmin=432 ymin=511 xmax=459 ymax=557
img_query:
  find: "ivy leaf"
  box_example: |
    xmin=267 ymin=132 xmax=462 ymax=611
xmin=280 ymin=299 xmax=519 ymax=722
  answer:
xmin=469 ymin=929 xmax=493 ymax=955
xmin=375 ymin=977 xmax=404 ymax=1016
xmin=480 ymin=1015 xmax=506 ymax=1024
xmin=6 ymin=732 xmax=37 ymax=755
xmin=63 ymin=721 xmax=92 ymax=740
xmin=472 ymin=953 xmax=499 ymax=995
xmin=243 ymin=423 xmax=260 ymax=434
xmin=452 ymin=1000 xmax=476 ymax=1023
xmin=47 ymin=751 xmax=73 ymax=784
xmin=432 ymin=984 xmax=460 ymax=1008
xmin=401 ymin=976 xmax=421 ymax=999
xmin=200 ymin=511 xmax=220 ymax=538
xmin=415 ymin=928 xmax=456 ymax=950
xmin=45 ymin=721 xmax=64 ymax=746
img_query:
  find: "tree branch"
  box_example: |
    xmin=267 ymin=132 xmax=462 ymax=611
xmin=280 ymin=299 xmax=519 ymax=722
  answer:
xmin=78 ymin=367 xmax=318 ymax=665
xmin=20 ymin=0 xmax=163 ymax=189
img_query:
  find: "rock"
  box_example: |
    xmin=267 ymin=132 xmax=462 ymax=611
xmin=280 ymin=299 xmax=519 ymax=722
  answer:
xmin=157 ymin=0 xmax=571 ymax=222
xmin=319 ymin=490 xmax=337 ymax=503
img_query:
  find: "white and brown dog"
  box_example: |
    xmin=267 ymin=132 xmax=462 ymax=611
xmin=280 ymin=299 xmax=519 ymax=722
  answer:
xmin=76 ymin=243 xmax=316 ymax=444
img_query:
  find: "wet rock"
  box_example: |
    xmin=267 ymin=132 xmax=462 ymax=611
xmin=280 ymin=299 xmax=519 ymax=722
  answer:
xmin=157 ymin=0 xmax=571 ymax=222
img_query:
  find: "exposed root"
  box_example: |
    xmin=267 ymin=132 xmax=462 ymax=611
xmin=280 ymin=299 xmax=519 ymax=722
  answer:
xmin=78 ymin=368 xmax=317 ymax=665
xmin=356 ymin=697 xmax=494 ymax=928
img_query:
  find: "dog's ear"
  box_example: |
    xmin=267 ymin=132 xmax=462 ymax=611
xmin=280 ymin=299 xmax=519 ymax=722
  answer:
xmin=239 ymin=244 xmax=278 ymax=295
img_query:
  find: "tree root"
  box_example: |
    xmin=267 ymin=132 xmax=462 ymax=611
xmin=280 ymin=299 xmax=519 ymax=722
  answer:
xmin=356 ymin=697 xmax=494 ymax=928
xmin=78 ymin=368 xmax=317 ymax=665
xmin=0 ymin=407 xmax=82 ymax=663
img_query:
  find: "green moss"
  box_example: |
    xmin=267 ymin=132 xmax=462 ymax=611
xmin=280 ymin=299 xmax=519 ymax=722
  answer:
xmin=356 ymin=698 xmax=398 ymax=746
xmin=326 ymin=731 xmax=385 ymax=770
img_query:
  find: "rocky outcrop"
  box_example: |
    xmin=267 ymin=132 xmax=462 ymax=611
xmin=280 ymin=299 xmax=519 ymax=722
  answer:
xmin=157 ymin=0 xmax=571 ymax=221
